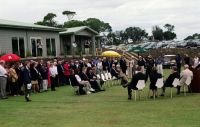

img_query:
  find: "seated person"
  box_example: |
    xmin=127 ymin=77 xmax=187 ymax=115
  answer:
xmin=127 ymin=66 xmax=146 ymax=100
xmin=86 ymin=67 xmax=105 ymax=92
xmin=160 ymin=66 xmax=180 ymax=96
xmin=111 ymin=64 xmax=120 ymax=79
xmin=179 ymin=64 xmax=193 ymax=93
xmin=79 ymin=67 xmax=97 ymax=92
xmin=149 ymin=67 xmax=162 ymax=98
xmin=69 ymin=70 xmax=86 ymax=95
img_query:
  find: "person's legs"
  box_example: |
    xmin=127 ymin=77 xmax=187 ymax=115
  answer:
xmin=50 ymin=77 xmax=56 ymax=91
xmin=0 ymin=77 xmax=7 ymax=99
xmin=127 ymin=85 xmax=132 ymax=100
xmin=42 ymin=80 xmax=48 ymax=91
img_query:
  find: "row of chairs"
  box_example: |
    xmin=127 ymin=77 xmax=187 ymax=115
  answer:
xmin=133 ymin=77 xmax=192 ymax=101
xmin=69 ymin=72 xmax=121 ymax=95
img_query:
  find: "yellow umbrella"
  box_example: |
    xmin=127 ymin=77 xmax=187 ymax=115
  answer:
xmin=102 ymin=51 xmax=121 ymax=57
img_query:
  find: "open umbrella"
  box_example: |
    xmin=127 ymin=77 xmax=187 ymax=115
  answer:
xmin=0 ymin=53 xmax=21 ymax=62
xmin=102 ymin=51 xmax=121 ymax=57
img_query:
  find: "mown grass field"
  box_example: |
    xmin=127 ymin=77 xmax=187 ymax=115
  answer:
xmin=0 ymin=69 xmax=200 ymax=127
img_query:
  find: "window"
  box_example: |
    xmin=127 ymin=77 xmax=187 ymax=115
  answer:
xmin=46 ymin=38 xmax=56 ymax=56
xmin=12 ymin=37 xmax=25 ymax=58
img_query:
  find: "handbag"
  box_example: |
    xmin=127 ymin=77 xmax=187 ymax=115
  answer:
xmin=27 ymin=83 xmax=32 ymax=90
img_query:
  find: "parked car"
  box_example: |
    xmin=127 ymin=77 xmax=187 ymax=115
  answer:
xmin=163 ymin=55 xmax=176 ymax=69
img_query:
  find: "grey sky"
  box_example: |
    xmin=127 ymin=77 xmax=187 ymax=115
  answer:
xmin=0 ymin=0 xmax=200 ymax=39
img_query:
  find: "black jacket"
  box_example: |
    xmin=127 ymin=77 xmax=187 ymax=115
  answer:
xmin=165 ymin=72 xmax=180 ymax=87
xmin=57 ymin=64 xmax=64 ymax=75
xmin=79 ymin=72 xmax=89 ymax=81
xmin=30 ymin=68 xmax=39 ymax=81
xmin=129 ymin=72 xmax=146 ymax=90
xmin=22 ymin=67 xmax=31 ymax=84
xmin=149 ymin=72 xmax=162 ymax=90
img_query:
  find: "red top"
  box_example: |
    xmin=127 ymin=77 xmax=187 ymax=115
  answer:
xmin=64 ymin=63 xmax=70 ymax=76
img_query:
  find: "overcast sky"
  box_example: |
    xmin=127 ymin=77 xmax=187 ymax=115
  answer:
xmin=0 ymin=0 xmax=200 ymax=39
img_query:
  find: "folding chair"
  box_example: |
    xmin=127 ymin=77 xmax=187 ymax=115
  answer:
xmin=155 ymin=78 xmax=164 ymax=99
xmin=134 ymin=80 xmax=146 ymax=101
xmin=184 ymin=77 xmax=192 ymax=96
xmin=69 ymin=78 xmax=79 ymax=95
xmin=101 ymin=73 xmax=108 ymax=87
xmin=171 ymin=78 xmax=180 ymax=98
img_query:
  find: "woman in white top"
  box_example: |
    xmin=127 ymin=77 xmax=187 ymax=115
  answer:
xmin=49 ymin=63 xmax=58 ymax=91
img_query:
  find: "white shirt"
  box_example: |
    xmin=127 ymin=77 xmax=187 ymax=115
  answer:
xmin=0 ymin=65 xmax=7 ymax=77
xmin=180 ymin=68 xmax=193 ymax=85
xmin=75 ymin=75 xmax=82 ymax=82
xmin=97 ymin=62 xmax=103 ymax=69
xmin=49 ymin=66 xmax=58 ymax=77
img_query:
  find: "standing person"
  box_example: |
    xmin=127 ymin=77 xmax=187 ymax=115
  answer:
xmin=49 ymin=63 xmax=57 ymax=91
xmin=37 ymin=40 xmax=43 ymax=56
xmin=47 ymin=61 xmax=51 ymax=88
xmin=145 ymin=55 xmax=155 ymax=82
xmin=41 ymin=63 xmax=48 ymax=92
xmin=96 ymin=58 xmax=103 ymax=75
xmin=155 ymin=56 xmax=164 ymax=76
xmin=149 ymin=67 xmax=162 ymax=98
xmin=128 ymin=56 xmax=135 ymax=78
xmin=9 ymin=63 xmax=19 ymax=96
xmin=57 ymin=61 xmax=65 ymax=86
xmin=175 ymin=54 xmax=182 ymax=74
xmin=0 ymin=60 xmax=8 ymax=99
xmin=22 ymin=61 xmax=32 ymax=102
xmin=137 ymin=56 xmax=146 ymax=73
xmin=127 ymin=66 xmax=146 ymax=100
xmin=84 ymin=40 xmax=90 ymax=55
xmin=193 ymin=56 xmax=199 ymax=68
xmin=30 ymin=62 xmax=39 ymax=93
xmin=64 ymin=61 xmax=70 ymax=85
xmin=120 ymin=56 xmax=127 ymax=74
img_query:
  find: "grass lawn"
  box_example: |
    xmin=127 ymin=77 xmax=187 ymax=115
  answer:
xmin=0 ymin=69 xmax=200 ymax=127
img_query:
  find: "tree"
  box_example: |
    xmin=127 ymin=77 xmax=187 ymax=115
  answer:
xmin=62 ymin=10 xmax=76 ymax=21
xmin=63 ymin=20 xmax=85 ymax=28
xmin=164 ymin=24 xmax=175 ymax=32
xmin=125 ymin=27 xmax=148 ymax=43
xmin=184 ymin=33 xmax=200 ymax=40
xmin=83 ymin=18 xmax=112 ymax=32
xmin=35 ymin=13 xmax=57 ymax=27
xmin=163 ymin=24 xmax=176 ymax=40
xmin=152 ymin=26 xmax=164 ymax=41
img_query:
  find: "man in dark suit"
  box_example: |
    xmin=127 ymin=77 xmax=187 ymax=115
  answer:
xmin=57 ymin=61 xmax=65 ymax=86
xmin=160 ymin=66 xmax=180 ymax=96
xmin=111 ymin=64 xmax=120 ymax=79
xmin=22 ymin=61 xmax=32 ymax=102
xmin=120 ymin=57 xmax=127 ymax=74
xmin=127 ymin=66 xmax=146 ymax=100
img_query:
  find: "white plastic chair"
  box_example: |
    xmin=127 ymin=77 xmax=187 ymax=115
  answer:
xmin=134 ymin=80 xmax=146 ymax=101
xmin=170 ymin=78 xmax=180 ymax=98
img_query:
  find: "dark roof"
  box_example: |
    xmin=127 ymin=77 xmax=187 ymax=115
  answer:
xmin=59 ymin=26 xmax=99 ymax=35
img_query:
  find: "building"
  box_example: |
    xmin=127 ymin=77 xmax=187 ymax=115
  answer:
xmin=0 ymin=19 xmax=100 ymax=58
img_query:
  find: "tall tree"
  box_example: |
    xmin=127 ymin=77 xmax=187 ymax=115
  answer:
xmin=62 ymin=10 xmax=76 ymax=21
xmin=152 ymin=26 xmax=164 ymax=41
xmin=83 ymin=18 xmax=112 ymax=32
xmin=125 ymin=27 xmax=148 ymax=43
xmin=35 ymin=13 xmax=57 ymax=27
xmin=163 ymin=24 xmax=176 ymax=40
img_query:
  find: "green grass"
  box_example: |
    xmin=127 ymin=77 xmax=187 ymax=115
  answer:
xmin=0 ymin=69 xmax=200 ymax=127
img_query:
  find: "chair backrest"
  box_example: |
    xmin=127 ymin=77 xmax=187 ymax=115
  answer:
xmin=172 ymin=78 xmax=180 ymax=87
xmin=75 ymin=75 xmax=82 ymax=83
xmin=136 ymin=80 xmax=145 ymax=90
xmin=96 ymin=74 xmax=101 ymax=79
xmin=104 ymin=73 xmax=109 ymax=80
xmin=155 ymin=78 xmax=164 ymax=88
xmin=185 ymin=76 xmax=192 ymax=86
xmin=108 ymin=72 xmax=112 ymax=80
xmin=101 ymin=73 xmax=106 ymax=81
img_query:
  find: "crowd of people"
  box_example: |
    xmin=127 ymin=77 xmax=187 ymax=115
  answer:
xmin=0 ymin=53 xmax=199 ymax=102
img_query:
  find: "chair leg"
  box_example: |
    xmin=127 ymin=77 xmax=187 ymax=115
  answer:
xmin=170 ymin=88 xmax=173 ymax=99
xmin=184 ymin=85 xmax=186 ymax=96
xmin=138 ymin=91 xmax=141 ymax=100
xmin=134 ymin=90 xmax=137 ymax=101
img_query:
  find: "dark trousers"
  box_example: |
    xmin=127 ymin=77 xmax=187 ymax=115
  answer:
xmin=177 ymin=63 xmax=181 ymax=74
xmin=0 ymin=77 xmax=7 ymax=98
xmin=65 ymin=75 xmax=70 ymax=85
xmin=24 ymin=84 xmax=31 ymax=101
xmin=58 ymin=74 xmax=65 ymax=86
xmin=127 ymin=86 xmax=132 ymax=99
xmin=50 ymin=76 xmax=56 ymax=91
xmin=10 ymin=82 xmax=19 ymax=95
